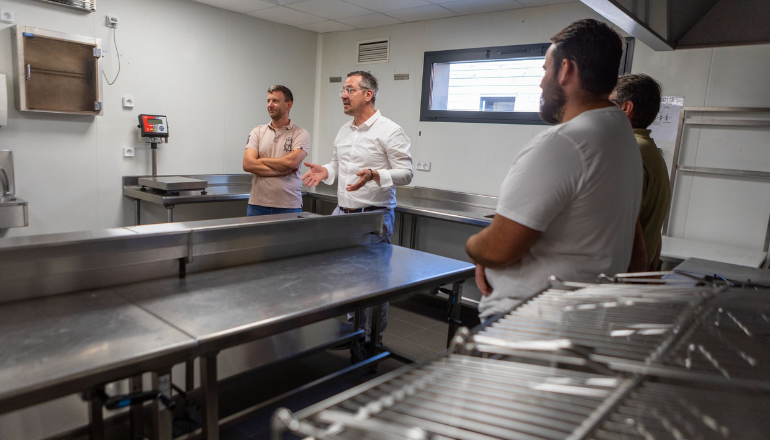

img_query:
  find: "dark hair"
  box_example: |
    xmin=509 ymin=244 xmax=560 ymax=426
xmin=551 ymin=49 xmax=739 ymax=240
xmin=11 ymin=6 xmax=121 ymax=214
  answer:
xmin=347 ymin=70 xmax=379 ymax=104
xmin=614 ymin=74 xmax=662 ymax=129
xmin=267 ymin=84 xmax=293 ymax=103
xmin=550 ymin=19 xmax=623 ymax=95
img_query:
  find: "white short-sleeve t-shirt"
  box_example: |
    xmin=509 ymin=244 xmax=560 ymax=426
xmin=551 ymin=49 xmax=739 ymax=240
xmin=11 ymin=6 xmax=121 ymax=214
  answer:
xmin=479 ymin=105 xmax=643 ymax=318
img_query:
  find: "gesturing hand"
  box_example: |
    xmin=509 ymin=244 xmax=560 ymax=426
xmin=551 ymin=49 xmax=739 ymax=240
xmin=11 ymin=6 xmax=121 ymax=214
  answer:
xmin=301 ymin=162 xmax=329 ymax=187
xmin=346 ymin=169 xmax=372 ymax=192
xmin=475 ymin=263 xmax=493 ymax=297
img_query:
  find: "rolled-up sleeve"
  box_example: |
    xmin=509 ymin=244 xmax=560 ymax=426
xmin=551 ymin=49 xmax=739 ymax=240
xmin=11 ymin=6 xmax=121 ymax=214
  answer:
xmin=378 ymin=129 xmax=412 ymax=188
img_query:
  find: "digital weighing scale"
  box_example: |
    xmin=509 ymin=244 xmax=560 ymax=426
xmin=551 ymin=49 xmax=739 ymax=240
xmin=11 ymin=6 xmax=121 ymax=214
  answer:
xmin=136 ymin=114 xmax=208 ymax=193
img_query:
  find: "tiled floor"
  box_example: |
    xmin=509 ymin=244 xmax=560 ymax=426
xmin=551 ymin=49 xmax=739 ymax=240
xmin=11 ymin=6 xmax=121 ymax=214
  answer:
xmin=384 ymin=304 xmax=450 ymax=361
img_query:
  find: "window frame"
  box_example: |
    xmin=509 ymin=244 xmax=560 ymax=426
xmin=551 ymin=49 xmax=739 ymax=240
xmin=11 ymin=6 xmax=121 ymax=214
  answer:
xmin=419 ymin=39 xmax=635 ymax=125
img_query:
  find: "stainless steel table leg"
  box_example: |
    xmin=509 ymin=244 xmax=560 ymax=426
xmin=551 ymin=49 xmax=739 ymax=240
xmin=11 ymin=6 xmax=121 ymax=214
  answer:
xmin=134 ymin=199 xmax=141 ymax=226
xmin=370 ymin=303 xmax=383 ymax=348
xmin=88 ymin=386 xmax=105 ymax=440
xmin=186 ymin=360 xmax=195 ymax=392
xmin=409 ymin=215 xmax=418 ymax=249
xmin=446 ymin=281 xmax=464 ymax=347
xmin=349 ymin=308 xmax=366 ymax=363
xmin=201 ymin=353 xmax=219 ymax=440
xmin=151 ymin=370 xmax=173 ymax=440
xmin=129 ymin=376 xmax=144 ymax=440
xmin=166 ymin=206 xmax=174 ymax=223
xmin=398 ymin=212 xmax=405 ymax=246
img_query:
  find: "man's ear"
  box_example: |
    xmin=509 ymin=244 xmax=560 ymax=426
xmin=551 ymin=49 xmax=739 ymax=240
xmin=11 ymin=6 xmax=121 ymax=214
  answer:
xmin=365 ymin=89 xmax=374 ymax=104
xmin=557 ymin=58 xmax=576 ymax=86
xmin=286 ymin=101 xmax=293 ymax=111
xmin=620 ymin=100 xmax=634 ymax=116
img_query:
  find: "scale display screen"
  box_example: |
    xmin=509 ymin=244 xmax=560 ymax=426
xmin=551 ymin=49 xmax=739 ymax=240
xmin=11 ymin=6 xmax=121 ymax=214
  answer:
xmin=138 ymin=114 xmax=169 ymax=138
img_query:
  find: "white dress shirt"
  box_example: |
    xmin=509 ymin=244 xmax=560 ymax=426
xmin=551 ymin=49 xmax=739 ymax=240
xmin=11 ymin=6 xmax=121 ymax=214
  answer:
xmin=323 ymin=110 xmax=413 ymax=209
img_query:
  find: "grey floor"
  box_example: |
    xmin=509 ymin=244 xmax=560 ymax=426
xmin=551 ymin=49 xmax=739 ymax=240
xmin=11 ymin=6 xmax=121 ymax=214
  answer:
xmin=218 ymin=302 xmax=452 ymax=439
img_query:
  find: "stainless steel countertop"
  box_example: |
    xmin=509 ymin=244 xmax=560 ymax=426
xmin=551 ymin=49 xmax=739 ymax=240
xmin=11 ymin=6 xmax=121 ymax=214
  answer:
xmin=0 ymin=290 xmax=196 ymax=412
xmin=0 ymin=242 xmax=474 ymax=412
xmin=123 ymin=174 xmax=496 ymax=227
xmin=114 ymin=243 xmax=475 ymax=353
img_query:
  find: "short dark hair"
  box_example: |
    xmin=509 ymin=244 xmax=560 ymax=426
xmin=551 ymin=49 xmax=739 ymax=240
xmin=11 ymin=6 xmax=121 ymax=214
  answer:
xmin=347 ymin=70 xmax=379 ymax=104
xmin=267 ymin=84 xmax=293 ymax=103
xmin=550 ymin=19 xmax=623 ymax=96
xmin=614 ymin=74 xmax=662 ymax=129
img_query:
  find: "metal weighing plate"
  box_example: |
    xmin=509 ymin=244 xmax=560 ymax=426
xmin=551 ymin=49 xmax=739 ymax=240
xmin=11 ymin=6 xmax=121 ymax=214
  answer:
xmin=138 ymin=176 xmax=208 ymax=191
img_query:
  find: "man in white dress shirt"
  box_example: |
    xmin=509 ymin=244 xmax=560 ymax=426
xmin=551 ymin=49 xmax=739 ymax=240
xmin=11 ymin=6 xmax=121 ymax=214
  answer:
xmin=303 ymin=70 xmax=413 ymax=340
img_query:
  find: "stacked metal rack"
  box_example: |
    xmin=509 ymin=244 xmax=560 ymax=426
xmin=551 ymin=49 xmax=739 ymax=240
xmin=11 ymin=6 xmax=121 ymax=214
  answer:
xmin=272 ymin=279 xmax=770 ymax=439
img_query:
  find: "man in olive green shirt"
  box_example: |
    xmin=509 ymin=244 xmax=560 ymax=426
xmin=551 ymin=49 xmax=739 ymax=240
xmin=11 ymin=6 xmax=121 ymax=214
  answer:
xmin=612 ymin=74 xmax=671 ymax=270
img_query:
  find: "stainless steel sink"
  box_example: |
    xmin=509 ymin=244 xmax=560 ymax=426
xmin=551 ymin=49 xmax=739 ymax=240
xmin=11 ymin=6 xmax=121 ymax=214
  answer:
xmin=0 ymin=196 xmax=28 ymax=237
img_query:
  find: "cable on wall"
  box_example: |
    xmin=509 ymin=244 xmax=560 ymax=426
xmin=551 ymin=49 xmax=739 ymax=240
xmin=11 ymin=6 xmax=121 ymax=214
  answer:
xmin=102 ymin=27 xmax=120 ymax=85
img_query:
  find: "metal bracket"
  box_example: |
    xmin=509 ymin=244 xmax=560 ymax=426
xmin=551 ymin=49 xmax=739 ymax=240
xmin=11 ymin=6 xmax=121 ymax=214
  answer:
xmin=94 ymin=102 xmax=102 ymax=111
xmin=93 ymin=48 xmax=102 ymax=58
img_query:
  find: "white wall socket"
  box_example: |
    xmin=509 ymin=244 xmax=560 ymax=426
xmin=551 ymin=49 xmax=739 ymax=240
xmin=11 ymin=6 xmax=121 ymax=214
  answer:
xmin=416 ymin=161 xmax=431 ymax=171
xmin=123 ymin=146 xmax=135 ymax=158
xmin=0 ymin=10 xmax=15 ymax=24
xmin=106 ymin=15 xmax=119 ymax=28
xmin=122 ymin=96 xmax=134 ymax=108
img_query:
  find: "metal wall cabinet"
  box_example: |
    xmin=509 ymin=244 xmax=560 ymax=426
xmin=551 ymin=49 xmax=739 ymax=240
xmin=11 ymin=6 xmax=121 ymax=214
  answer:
xmin=11 ymin=26 xmax=102 ymax=115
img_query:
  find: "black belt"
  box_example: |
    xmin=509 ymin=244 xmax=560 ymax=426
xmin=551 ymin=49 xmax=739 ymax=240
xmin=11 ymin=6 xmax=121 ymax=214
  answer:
xmin=339 ymin=206 xmax=386 ymax=214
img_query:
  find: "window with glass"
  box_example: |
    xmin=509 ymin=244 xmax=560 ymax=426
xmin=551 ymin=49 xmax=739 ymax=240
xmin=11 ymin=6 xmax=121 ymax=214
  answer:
xmin=420 ymin=39 xmax=634 ymax=124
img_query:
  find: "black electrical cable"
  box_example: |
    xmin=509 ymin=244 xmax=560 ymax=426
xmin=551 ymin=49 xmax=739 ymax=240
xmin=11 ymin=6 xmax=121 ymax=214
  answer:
xmin=102 ymin=27 xmax=120 ymax=85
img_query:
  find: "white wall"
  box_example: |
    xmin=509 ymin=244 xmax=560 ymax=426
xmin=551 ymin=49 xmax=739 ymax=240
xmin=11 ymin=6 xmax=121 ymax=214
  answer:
xmin=0 ymin=0 xmax=317 ymax=237
xmin=0 ymin=0 xmax=316 ymax=437
xmin=315 ymin=2 xmax=770 ymax=252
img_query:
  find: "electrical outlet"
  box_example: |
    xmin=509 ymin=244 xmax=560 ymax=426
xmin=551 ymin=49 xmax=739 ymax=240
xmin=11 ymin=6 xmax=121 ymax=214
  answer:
xmin=416 ymin=161 xmax=431 ymax=172
xmin=122 ymin=96 xmax=134 ymax=109
xmin=106 ymin=15 xmax=119 ymax=28
xmin=0 ymin=9 xmax=15 ymax=24
xmin=123 ymin=146 xmax=135 ymax=158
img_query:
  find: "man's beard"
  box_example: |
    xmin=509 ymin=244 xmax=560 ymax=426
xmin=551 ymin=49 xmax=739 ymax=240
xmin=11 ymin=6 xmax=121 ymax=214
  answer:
xmin=270 ymin=109 xmax=285 ymax=121
xmin=539 ymin=77 xmax=566 ymax=124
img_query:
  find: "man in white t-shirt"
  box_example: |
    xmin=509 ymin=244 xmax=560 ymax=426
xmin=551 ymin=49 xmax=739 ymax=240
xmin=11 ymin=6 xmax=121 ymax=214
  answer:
xmin=465 ymin=19 xmax=643 ymax=320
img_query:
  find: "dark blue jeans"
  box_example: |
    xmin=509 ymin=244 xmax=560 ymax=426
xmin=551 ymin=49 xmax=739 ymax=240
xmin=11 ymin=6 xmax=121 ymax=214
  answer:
xmin=247 ymin=204 xmax=302 ymax=216
xmin=333 ymin=206 xmax=395 ymax=340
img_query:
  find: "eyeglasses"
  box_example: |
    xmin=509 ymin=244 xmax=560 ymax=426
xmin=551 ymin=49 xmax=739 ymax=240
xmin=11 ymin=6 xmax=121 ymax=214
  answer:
xmin=339 ymin=87 xmax=368 ymax=97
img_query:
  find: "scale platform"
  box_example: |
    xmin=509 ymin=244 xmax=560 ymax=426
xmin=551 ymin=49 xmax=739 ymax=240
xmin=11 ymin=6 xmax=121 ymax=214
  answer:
xmin=139 ymin=176 xmax=208 ymax=192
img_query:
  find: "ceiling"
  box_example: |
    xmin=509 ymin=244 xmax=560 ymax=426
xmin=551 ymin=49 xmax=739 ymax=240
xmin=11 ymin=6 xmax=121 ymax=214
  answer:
xmin=190 ymin=0 xmax=576 ymax=33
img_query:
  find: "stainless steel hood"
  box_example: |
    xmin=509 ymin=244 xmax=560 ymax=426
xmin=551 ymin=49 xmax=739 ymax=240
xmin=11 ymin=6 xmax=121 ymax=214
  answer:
xmin=582 ymin=0 xmax=770 ymax=50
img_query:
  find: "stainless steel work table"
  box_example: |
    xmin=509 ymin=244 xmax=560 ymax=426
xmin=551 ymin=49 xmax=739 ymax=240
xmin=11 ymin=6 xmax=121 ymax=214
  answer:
xmin=112 ymin=242 xmax=474 ymax=439
xmin=0 ymin=210 xmax=474 ymax=440
xmin=0 ymin=289 xmax=196 ymax=437
xmin=123 ymin=174 xmax=497 ymax=228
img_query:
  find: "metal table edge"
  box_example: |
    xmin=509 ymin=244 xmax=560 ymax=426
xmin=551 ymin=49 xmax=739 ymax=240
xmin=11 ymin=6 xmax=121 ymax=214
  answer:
xmin=0 ymin=339 xmax=197 ymax=415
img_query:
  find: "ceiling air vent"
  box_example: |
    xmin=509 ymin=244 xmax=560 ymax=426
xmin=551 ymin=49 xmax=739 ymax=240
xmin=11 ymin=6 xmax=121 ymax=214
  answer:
xmin=30 ymin=0 xmax=95 ymax=12
xmin=357 ymin=38 xmax=389 ymax=65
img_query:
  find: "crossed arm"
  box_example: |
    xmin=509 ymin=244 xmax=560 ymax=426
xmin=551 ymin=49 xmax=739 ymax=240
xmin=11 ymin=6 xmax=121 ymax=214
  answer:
xmin=242 ymin=148 xmax=307 ymax=177
xmin=465 ymin=214 xmax=542 ymax=296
